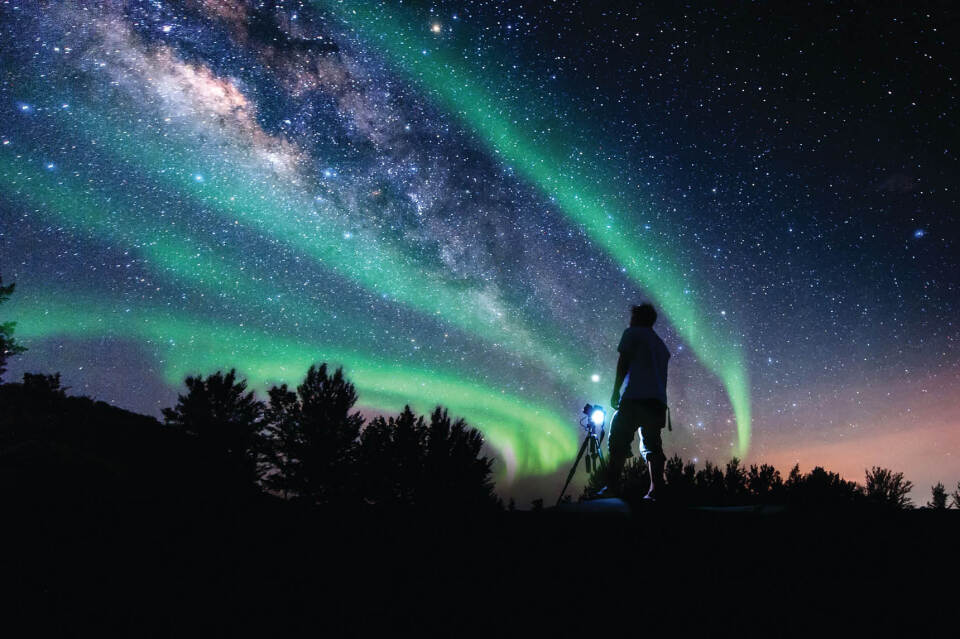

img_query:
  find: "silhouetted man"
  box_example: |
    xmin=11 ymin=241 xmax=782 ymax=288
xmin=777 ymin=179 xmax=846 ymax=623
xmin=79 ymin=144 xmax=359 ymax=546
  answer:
xmin=607 ymin=303 xmax=671 ymax=500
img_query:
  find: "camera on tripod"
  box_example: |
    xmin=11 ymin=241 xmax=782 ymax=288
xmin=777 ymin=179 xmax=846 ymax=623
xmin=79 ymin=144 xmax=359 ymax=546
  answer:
xmin=583 ymin=404 xmax=605 ymax=431
xmin=556 ymin=403 xmax=609 ymax=505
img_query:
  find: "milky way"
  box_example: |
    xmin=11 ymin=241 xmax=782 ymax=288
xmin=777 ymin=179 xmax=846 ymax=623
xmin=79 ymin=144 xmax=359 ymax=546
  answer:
xmin=2 ymin=1 xmax=957 ymax=498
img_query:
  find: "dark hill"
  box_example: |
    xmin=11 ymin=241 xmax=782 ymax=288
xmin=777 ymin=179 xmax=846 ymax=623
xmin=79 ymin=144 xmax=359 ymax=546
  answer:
xmin=0 ymin=378 xmax=212 ymax=504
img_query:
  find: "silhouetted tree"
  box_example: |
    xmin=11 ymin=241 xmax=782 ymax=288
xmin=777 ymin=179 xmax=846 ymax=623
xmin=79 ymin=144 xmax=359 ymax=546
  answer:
xmin=785 ymin=463 xmax=803 ymax=492
xmin=162 ymin=369 xmax=264 ymax=488
xmin=357 ymin=404 xmax=498 ymax=509
xmin=665 ymin=453 xmax=696 ymax=502
xmin=259 ymin=383 xmax=301 ymax=498
xmin=695 ymin=460 xmax=725 ymax=505
xmin=927 ymin=482 xmax=947 ymax=510
xmin=356 ymin=411 xmax=402 ymax=503
xmin=0 ymin=276 xmax=27 ymax=382
xmin=747 ymin=463 xmax=784 ymax=503
xmin=21 ymin=372 xmax=66 ymax=398
xmin=261 ymin=364 xmax=364 ymax=504
xmin=864 ymin=466 xmax=913 ymax=510
xmin=786 ymin=466 xmax=862 ymax=508
xmin=423 ymin=407 xmax=497 ymax=508
xmin=360 ymin=406 xmax=425 ymax=504
xmin=952 ymin=482 xmax=960 ymax=510
xmin=724 ymin=458 xmax=748 ymax=502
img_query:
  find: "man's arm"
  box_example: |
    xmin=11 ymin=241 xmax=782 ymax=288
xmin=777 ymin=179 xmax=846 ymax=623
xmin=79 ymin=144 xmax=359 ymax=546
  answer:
xmin=611 ymin=353 xmax=629 ymax=409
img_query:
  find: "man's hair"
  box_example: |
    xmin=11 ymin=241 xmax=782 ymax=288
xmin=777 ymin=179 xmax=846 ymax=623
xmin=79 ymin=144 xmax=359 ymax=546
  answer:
xmin=631 ymin=303 xmax=657 ymax=327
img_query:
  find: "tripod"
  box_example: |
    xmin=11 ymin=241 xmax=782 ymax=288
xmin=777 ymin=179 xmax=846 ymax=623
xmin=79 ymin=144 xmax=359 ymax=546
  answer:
xmin=556 ymin=415 xmax=606 ymax=505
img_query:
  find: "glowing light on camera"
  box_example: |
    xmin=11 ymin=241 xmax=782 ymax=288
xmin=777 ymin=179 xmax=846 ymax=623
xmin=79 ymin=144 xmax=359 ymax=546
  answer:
xmin=590 ymin=407 xmax=605 ymax=427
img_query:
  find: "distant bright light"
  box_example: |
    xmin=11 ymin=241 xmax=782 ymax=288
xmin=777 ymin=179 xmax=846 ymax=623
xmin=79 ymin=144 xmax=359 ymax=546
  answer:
xmin=193 ymin=174 xmax=204 ymax=182
xmin=914 ymin=229 xmax=925 ymax=238
xmin=430 ymin=23 xmax=442 ymax=34
xmin=590 ymin=374 xmax=600 ymax=383
xmin=590 ymin=408 xmax=605 ymax=427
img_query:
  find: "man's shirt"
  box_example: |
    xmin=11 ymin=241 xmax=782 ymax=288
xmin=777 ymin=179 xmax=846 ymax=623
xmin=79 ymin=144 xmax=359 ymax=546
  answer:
xmin=617 ymin=326 xmax=670 ymax=405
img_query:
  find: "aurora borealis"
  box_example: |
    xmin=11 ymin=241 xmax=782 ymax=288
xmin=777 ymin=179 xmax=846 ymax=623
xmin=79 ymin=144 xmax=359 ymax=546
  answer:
xmin=2 ymin=2 xmax=957 ymax=499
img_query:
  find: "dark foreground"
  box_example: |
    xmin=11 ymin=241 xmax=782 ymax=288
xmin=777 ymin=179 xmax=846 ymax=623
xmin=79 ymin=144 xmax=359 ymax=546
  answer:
xmin=3 ymin=491 xmax=958 ymax=638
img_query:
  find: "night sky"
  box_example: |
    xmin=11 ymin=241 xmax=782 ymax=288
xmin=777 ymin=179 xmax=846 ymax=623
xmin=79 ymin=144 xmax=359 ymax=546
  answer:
xmin=2 ymin=1 xmax=957 ymax=501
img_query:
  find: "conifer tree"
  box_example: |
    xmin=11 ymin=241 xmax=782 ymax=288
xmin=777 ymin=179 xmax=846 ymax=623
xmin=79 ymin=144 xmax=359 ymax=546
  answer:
xmin=927 ymin=482 xmax=947 ymax=510
xmin=163 ymin=369 xmax=264 ymax=488
xmin=0 ymin=276 xmax=27 ymax=382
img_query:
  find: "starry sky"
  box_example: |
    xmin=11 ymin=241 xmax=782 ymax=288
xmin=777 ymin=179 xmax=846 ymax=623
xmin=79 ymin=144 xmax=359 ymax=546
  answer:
xmin=2 ymin=1 xmax=957 ymax=502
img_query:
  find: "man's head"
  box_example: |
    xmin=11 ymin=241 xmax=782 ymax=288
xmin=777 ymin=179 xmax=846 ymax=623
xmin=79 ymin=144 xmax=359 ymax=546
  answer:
xmin=630 ymin=303 xmax=657 ymax=327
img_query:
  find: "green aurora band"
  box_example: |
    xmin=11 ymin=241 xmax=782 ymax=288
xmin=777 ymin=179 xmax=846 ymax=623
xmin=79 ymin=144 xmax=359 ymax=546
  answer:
xmin=324 ymin=1 xmax=752 ymax=456
xmin=0 ymin=151 xmax=580 ymax=477
xmin=24 ymin=85 xmax=593 ymax=394
xmin=3 ymin=67 xmax=601 ymax=478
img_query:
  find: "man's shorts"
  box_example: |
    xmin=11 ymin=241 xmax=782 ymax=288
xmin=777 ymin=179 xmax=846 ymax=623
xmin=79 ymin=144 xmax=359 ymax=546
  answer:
xmin=609 ymin=398 xmax=668 ymax=462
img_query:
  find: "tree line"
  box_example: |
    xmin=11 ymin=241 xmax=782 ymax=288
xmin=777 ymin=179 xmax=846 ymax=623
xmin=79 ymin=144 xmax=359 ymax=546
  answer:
xmin=584 ymin=452 xmax=959 ymax=510
xmin=2 ymin=275 xmax=957 ymax=511
xmin=160 ymin=365 xmax=499 ymax=509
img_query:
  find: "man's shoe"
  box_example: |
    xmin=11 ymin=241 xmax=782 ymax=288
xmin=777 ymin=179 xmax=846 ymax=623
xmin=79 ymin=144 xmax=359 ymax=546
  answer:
xmin=592 ymin=485 xmax=618 ymax=499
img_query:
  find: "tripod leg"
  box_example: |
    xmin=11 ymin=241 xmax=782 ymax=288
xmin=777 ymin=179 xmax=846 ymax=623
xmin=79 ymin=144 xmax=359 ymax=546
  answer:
xmin=556 ymin=435 xmax=591 ymax=506
xmin=593 ymin=438 xmax=606 ymax=469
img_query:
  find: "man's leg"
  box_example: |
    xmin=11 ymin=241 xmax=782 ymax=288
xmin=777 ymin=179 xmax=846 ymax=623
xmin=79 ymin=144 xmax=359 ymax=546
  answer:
xmin=605 ymin=409 xmax=632 ymax=495
xmin=607 ymin=449 xmax=626 ymax=494
xmin=639 ymin=425 xmax=665 ymax=499
xmin=646 ymin=454 xmax=665 ymax=498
